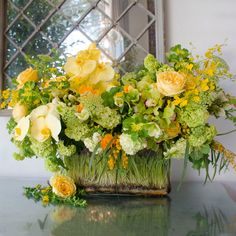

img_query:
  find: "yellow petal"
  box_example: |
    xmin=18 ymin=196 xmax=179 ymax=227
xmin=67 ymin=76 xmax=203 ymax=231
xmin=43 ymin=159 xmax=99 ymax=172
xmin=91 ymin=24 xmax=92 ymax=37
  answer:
xmin=14 ymin=116 xmax=30 ymax=141
xmin=90 ymin=63 xmax=115 ymax=84
xmin=64 ymin=57 xmax=82 ymax=77
xmin=80 ymin=60 xmax=97 ymax=77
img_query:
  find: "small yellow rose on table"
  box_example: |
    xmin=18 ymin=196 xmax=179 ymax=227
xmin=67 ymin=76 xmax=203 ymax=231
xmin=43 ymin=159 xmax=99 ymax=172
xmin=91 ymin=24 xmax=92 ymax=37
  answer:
xmin=50 ymin=175 xmax=76 ymax=198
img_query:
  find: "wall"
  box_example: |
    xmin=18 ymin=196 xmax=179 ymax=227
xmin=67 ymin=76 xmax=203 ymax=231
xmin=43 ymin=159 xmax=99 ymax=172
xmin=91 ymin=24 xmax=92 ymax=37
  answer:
xmin=0 ymin=0 xmax=236 ymax=181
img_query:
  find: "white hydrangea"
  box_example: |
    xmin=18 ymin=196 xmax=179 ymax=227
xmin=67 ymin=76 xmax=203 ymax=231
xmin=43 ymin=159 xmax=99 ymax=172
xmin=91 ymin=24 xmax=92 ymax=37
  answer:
xmin=144 ymin=122 xmax=162 ymax=139
xmin=83 ymin=132 xmax=102 ymax=153
xmin=164 ymin=138 xmax=187 ymax=159
xmin=120 ymin=133 xmax=147 ymax=155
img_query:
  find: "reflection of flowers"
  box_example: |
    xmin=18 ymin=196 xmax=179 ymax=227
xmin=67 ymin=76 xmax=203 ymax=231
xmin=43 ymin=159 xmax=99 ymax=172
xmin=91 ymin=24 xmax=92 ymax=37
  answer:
xmin=86 ymin=206 xmax=116 ymax=223
xmin=50 ymin=206 xmax=77 ymax=224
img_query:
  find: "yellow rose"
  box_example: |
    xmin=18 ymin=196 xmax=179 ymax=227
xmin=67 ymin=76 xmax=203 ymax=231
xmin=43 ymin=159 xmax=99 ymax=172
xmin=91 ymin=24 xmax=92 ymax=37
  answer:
xmin=50 ymin=175 xmax=76 ymax=198
xmin=16 ymin=67 xmax=38 ymax=88
xmin=156 ymin=71 xmax=186 ymax=96
xmin=12 ymin=103 xmax=28 ymax=122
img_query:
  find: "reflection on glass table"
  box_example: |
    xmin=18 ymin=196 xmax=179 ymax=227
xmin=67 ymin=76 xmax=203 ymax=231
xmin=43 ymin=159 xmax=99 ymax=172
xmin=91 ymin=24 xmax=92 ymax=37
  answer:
xmin=0 ymin=178 xmax=236 ymax=236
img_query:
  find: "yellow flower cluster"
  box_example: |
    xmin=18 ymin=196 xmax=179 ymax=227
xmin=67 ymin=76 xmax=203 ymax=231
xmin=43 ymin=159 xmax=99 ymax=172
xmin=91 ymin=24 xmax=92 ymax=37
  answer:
xmin=64 ymin=43 xmax=116 ymax=94
xmin=213 ymin=141 xmax=236 ymax=171
xmin=106 ymin=136 xmax=128 ymax=170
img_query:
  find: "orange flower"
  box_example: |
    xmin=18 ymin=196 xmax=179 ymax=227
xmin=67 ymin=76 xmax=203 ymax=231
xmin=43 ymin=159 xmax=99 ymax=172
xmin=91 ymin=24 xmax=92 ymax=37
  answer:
xmin=76 ymin=104 xmax=84 ymax=113
xmin=78 ymin=85 xmax=98 ymax=95
xmin=123 ymin=85 xmax=130 ymax=93
xmin=101 ymin=134 xmax=113 ymax=150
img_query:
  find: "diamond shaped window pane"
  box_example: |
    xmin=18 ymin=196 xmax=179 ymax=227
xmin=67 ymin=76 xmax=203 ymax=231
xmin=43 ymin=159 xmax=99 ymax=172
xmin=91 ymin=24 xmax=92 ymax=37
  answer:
xmin=10 ymin=0 xmax=29 ymax=9
xmin=60 ymin=30 xmax=92 ymax=56
xmin=41 ymin=13 xmax=74 ymax=43
xmin=60 ymin=0 xmax=93 ymax=24
xmin=99 ymin=28 xmax=132 ymax=60
xmin=79 ymin=9 xmax=112 ymax=41
xmin=23 ymin=33 xmax=53 ymax=56
xmin=120 ymin=45 xmax=148 ymax=72
xmin=7 ymin=16 xmax=34 ymax=46
xmin=5 ymin=54 xmax=28 ymax=78
xmin=138 ymin=0 xmax=155 ymax=14
xmin=7 ymin=1 xmax=19 ymax=24
xmin=5 ymin=40 xmax=17 ymax=63
xmin=137 ymin=22 xmax=156 ymax=56
xmin=25 ymin=0 xmax=53 ymax=25
xmin=118 ymin=3 xmax=154 ymax=38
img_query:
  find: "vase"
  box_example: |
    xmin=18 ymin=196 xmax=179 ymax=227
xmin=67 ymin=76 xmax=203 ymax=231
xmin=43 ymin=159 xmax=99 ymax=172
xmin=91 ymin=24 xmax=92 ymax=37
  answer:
xmin=64 ymin=150 xmax=171 ymax=196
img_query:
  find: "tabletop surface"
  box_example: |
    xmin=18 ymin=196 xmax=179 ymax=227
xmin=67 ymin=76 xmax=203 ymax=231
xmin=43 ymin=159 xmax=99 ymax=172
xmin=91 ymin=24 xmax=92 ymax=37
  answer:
xmin=0 ymin=178 xmax=236 ymax=236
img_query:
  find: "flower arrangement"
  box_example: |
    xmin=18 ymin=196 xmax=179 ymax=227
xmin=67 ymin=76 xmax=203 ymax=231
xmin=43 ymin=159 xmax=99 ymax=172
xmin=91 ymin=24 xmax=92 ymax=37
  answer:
xmin=1 ymin=43 xmax=236 ymax=206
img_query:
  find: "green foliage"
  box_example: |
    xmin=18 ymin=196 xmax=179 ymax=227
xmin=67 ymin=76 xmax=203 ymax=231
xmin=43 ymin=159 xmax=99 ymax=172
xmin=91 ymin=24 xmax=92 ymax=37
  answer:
xmin=144 ymin=54 xmax=161 ymax=73
xmin=24 ymin=185 xmax=86 ymax=207
xmin=167 ymin=44 xmax=192 ymax=67
xmin=101 ymin=87 xmax=122 ymax=108
xmin=58 ymin=141 xmax=76 ymax=157
xmin=26 ymin=49 xmax=65 ymax=80
xmin=12 ymin=137 xmax=35 ymax=158
xmin=6 ymin=117 xmax=17 ymax=134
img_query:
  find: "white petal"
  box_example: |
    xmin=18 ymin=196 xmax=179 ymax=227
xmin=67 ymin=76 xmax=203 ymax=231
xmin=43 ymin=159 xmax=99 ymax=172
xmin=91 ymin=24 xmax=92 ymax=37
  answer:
xmin=45 ymin=114 xmax=61 ymax=141
xmin=14 ymin=116 xmax=30 ymax=141
xmin=30 ymin=105 xmax=48 ymax=121
xmin=30 ymin=117 xmax=48 ymax=142
xmin=47 ymin=103 xmax=59 ymax=119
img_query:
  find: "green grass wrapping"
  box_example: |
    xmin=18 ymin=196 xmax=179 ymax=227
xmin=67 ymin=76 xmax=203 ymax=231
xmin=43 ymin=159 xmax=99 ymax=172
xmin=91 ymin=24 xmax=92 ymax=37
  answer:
xmin=64 ymin=150 xmax=170 ymax=190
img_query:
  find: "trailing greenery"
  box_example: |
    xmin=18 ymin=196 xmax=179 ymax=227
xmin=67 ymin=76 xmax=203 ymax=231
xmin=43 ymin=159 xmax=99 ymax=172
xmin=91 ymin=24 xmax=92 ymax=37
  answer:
xmin=24 ymin=185 xmax=86 ymax=207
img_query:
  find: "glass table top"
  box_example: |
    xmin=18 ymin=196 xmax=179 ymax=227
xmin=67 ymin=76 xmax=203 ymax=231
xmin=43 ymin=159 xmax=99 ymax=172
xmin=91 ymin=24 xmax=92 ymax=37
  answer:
xmin=0 ymin=178 xmax=236 ymax=236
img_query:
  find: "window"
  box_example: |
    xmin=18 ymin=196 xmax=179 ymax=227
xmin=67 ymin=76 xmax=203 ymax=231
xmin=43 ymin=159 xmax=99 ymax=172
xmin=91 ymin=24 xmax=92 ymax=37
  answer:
xmin=0 ymin=0 xmax=164 ymax=100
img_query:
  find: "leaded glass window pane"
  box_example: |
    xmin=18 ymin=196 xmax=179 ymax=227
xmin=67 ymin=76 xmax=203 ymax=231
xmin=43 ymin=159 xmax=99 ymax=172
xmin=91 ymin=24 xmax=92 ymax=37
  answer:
xmin=1 ymin=0 xmax=163 ymax=89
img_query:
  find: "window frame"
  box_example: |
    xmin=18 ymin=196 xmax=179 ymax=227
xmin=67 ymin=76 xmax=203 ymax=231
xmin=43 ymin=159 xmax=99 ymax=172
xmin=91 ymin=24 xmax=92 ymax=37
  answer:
xmin=0 ymin=0 xmax=165 ymax=116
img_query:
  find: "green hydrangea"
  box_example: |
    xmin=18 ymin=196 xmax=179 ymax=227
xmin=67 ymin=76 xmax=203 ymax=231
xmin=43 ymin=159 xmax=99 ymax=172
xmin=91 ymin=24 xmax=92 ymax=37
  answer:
xmin=188 ymin=125 xmax=217 ymax=147
xmin=178 ymin=104 xmax=209 ymax=128
xmin=164 ymin=138 xmax=187 ymax=159
xmin=58 ymin=141 xmax=76 ymax=157
xmin=80 ymin=94 xmax=121 ymax=129
xmin=13 ymin=153 xmax=25 ymax=161
xmin=199 ymin=91 xmax=217 ymax=106
xmin=30 ymin=138 xmax=56 ymax=158
xmin=144 ymin=54 xmax=160 ymax=73
xmin=45 ymin=158 xmax=60 ymax=172
xmin=58 ymin=102 xmax=91 ymax=141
